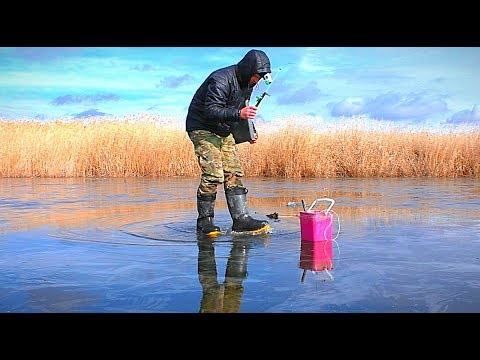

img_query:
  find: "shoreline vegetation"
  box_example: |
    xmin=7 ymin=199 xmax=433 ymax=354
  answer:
xmin=1 ymin=116 xmax=479 ymax=178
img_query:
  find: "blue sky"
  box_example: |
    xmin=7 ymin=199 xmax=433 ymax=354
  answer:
xmin=1 ymin=47 xmax=479 ymax=129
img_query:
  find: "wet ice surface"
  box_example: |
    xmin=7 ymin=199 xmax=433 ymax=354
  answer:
xmin=0 ymin=177 xmax=479 ymax=313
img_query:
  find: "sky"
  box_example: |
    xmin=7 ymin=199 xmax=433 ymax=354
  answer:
xmin=0 ymin=47 xmax=479 ymax=130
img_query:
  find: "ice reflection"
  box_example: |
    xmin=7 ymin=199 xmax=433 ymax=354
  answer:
xmin=299 ymin=240 xmax=335 ymax=283
xmin=198 ymin=238 xmax=250 ymax=313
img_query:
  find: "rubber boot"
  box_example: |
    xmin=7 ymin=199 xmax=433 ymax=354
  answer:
xmin=197 ymin=193 xmax=221 ymax=237
xmin=197 ymin=239 xmax=224 ymax=312
xmin=223 ymin=241 xmax=250 ymax=312
xmin=225 ymin=187 xmax=270 ymax=234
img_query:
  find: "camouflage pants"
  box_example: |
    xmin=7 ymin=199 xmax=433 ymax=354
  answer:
xmin=188 ymin=130 xmax=244 ymax=197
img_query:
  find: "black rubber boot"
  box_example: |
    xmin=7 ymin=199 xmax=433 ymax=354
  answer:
xmin=223 ymin=241 xmax=250 ymax=312
xmin=197 ymin=193 xmax=221 ymax=236
xmin=225 ymin=241 xmax=249 ymax=282
xmin=225 ymin=187 xmax=270 ymax=234
xmin=197 ymin=239 xmax=223 ymax=313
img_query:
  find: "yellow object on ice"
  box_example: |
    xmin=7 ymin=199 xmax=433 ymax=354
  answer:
xmin=232 ymin=223 xmax=271 ymax=236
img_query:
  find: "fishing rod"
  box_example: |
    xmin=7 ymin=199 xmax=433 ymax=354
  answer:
xmin=232 ymin=67 xmax=286 ymax=144
xmin=254 ymin=71 xmax=278 ymax=107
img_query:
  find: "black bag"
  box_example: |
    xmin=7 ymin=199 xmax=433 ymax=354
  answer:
xmin=231 ymin=119 xmax=256 ymax=144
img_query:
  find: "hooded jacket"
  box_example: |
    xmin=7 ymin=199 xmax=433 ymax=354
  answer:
xmin=186 ymin=49 xmax=271 ymax=137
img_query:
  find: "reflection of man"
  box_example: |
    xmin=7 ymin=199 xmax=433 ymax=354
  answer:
xmin=197 ymin=239 xmax=249 ymax=313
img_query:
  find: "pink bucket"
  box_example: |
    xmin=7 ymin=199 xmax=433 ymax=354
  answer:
xmin=299 ymin=239 xmax=333 ymax=271
xmin=299 ymin=210 xmax=333 ymax=242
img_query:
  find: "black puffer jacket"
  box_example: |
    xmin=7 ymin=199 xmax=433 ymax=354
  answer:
xmin=186 ymin=49 xmax=271 ymax=137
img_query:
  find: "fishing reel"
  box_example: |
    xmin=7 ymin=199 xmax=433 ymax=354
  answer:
xmin=263 ymin=73 xmax=273 ymax=86
xmin=255 ymin=92 xmax=270 ymax=107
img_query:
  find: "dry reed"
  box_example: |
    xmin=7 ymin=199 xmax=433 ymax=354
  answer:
xmin=1 ymin=116 xmax=479 ymax=178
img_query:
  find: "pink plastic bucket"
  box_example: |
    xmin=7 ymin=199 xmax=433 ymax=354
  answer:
xmin=299 ymin=239 xmax=333 ymax=271
xmin=299 ymin=210 xmax=333 ymax=242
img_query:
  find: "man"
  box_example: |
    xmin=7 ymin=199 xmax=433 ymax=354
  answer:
xmin=186 ymin=49 xmax=271 ymax=236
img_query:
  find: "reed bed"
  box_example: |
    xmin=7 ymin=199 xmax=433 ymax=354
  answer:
xmin=1 ymin=115 xmax=479 ymax=178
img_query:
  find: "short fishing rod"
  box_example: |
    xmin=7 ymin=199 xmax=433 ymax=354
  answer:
xmin=254 ymin=69 xmax=282 ymax=107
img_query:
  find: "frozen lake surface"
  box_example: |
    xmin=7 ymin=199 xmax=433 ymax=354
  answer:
xmin=1 ymin=177 xmax=479 ymax=313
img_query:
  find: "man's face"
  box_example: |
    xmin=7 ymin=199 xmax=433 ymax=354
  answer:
xmin=249 ymin=73 xmax=263 ymax=85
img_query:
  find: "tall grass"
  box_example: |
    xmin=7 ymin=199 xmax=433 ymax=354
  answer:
xmin=1 ymin=116 xmax=479 ymax=178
